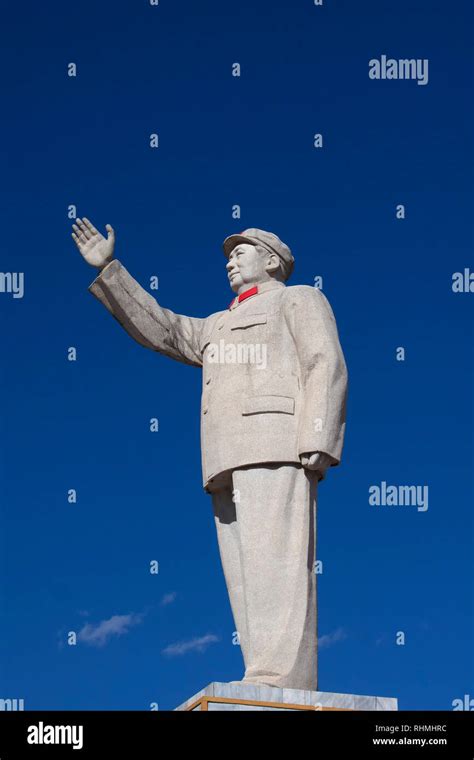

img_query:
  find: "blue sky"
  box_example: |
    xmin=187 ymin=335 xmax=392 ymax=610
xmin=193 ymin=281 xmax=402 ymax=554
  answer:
xmin=0 ymin=0 xmax=472 ymax=710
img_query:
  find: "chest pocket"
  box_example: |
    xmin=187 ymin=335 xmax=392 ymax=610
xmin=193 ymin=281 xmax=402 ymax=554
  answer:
xmin=230 ymin=313 xmax=267 ymax=330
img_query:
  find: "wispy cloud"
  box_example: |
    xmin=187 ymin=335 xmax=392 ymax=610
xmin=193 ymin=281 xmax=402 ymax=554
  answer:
xmin=318 ymin=627 xmax=347 ymax=649
xmin=162 ymin=634 xmax=220 ymax=657
xmin=160 ymin=592 xmax=177 ymax=606
xmin=77 ymin=613 xmax=145 ymax=647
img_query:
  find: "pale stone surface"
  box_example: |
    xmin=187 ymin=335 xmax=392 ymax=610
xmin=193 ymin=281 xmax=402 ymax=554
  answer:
xmin=88 ymin=260 xmax=348 ymax=491
xmin=73 ymin=221 xmax=351 ymax=692
xmin=211 ymin=464 xmax=318 ymax=690
xmin=175 ymin=682 xmax=398 ymax=711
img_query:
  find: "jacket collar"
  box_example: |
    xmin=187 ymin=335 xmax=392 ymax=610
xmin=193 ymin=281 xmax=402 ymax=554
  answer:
xmin=228 ymin=280 xmax=285 ymax=310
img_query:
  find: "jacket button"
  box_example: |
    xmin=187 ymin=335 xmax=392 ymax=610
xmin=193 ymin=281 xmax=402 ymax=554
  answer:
xmin=206 ymin=377 xmax=212 ymax=385
xmin=203 ymin=407 xmax=208 ymax=415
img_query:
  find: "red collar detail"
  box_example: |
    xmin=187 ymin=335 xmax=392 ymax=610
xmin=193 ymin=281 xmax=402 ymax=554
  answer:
xmin=228 ymin=285 xmax=258 ymax=309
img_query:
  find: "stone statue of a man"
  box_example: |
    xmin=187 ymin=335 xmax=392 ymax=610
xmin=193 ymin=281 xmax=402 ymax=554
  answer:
xmin=72 ymin=217 xmax=348 ymax=691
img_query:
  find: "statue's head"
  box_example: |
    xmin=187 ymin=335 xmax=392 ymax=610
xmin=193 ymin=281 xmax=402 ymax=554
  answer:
xmin=222 ymin=228 xmax=294 ymax=294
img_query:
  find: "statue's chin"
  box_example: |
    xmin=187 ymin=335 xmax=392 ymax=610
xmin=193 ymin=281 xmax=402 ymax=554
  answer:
xmin=229 ymin=278 xmax=242 ymax=293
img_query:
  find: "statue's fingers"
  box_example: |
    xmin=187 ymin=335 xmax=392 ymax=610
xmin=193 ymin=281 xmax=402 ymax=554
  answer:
xmin=83 ymin=217 xmax=99 ymax=236
xmin=76 ymin=218 xmax=92 ymax=239
xmin=72 ymin=224 xmax=87 ymax=245
xmin=105 ymin=223 xmax=115 ymax=242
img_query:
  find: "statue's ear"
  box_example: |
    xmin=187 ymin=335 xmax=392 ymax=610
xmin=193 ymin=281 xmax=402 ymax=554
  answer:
xmin=265 ymin=252 xmax=281 ymax=275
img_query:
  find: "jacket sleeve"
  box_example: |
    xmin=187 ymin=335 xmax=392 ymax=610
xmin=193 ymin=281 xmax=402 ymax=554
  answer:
xmin=88 ymin=259 xmax=206 ymax=367
xmin=283 ymin=285 xmax=348 ymax=464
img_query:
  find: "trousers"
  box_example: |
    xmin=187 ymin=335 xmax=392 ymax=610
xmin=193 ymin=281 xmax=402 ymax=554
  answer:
xmin=210 ymin=463 xmax=319 ymax=691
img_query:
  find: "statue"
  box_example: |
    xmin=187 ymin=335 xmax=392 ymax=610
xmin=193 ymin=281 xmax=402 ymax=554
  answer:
xmin=72 ymin=217 xmax=348 ymax=691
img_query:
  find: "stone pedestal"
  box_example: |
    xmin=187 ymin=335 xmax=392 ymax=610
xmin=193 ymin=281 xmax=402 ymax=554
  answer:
xmin=175 ymin=682 xmax=398 ymax=711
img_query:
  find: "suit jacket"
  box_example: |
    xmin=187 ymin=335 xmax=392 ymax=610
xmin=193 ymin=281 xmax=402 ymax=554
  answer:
xmin=89 ymin=260 xmax=348 ymax=492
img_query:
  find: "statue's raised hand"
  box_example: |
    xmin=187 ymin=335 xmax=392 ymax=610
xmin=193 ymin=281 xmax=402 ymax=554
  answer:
xmin=72 ymin=217 xmax=115 ymax=269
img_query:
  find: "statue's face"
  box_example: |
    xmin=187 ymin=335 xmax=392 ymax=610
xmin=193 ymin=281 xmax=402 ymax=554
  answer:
xmin=226 ymin=243 xmax=271 ymax=294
